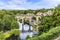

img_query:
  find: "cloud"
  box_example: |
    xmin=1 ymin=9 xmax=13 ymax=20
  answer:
xmin=0 ymin=0 xmax=60 ymax=10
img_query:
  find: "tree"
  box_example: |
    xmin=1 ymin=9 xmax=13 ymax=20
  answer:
xmin=38 ymin=4 xmax=60 ymax=35
xmin=11 ymin=20 xmax=19 ymax=29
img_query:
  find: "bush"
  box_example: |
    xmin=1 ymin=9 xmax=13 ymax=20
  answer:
xmin=27 ymin=26 xmax=60 ymax=40
xmin=0 ymin=29 xmax=20 ymax=40
xmin=25 ymin=35 xmax=31 ymax=40
xmin=0 ymin=31 xmax=4 ymax=40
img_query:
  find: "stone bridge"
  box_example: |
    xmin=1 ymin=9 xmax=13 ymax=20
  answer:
xmin=15 ymin=10 xmax=52 ymax=32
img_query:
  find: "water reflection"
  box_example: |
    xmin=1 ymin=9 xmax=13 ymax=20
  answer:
xmin=20 ymin=32 xmax=33 ymax=40
xmin=17 ymin=21 xmax=38 ymax=40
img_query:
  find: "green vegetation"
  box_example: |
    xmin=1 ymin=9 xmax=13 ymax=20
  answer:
xmin=0 ymin=4 xmax=60 ymax=40
xmin=26 ymin=4 xmax=60 ymax=40
xmin=0 ymin=11 xmax=19 ymax=31
xmin=0 ymin=10 xmax=19 ymax=40
xmin=24 ymin=19 xmax=30 ymax=25
xmin=38 ymin=4 xmax=60 ymax=35
xmin=0 ymin=29 xmax=20 ymax=40
xmin=27 ymin=26 xmax=60 ymax=40
xmin=32 ymin=17 xmax=36 ymax=20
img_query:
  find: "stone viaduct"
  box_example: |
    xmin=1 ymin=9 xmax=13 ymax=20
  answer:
xmin=15 ymin=10 xmax=52 ymax=32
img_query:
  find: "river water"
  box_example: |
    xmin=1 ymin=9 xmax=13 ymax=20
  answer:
xmin=17 ymin=21 xmax=38 ymax=40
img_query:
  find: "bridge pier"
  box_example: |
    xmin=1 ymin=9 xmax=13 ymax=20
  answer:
xmin=28 ymin=18 xmax=32 ymax=32
xmin=28 ymin=25 xmax=32 ymax=32
xmin=22 ymin=19 xmax=24 ymax=32
xmin=36 ymin=16 xmax=39 ymax=22
xmin=22 ymin=23 xmax=24 ymax=32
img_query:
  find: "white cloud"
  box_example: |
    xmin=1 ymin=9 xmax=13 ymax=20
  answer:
xmin=0 ymin=0 xmax=60 ymax=10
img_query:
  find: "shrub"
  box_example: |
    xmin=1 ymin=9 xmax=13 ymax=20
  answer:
xmin=0 ymin=29 xmax=20 ymax=40
xmin=27 ymin=26 xmax=60 ymax=40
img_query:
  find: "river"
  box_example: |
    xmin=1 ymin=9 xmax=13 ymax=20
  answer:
xmin=17 ymin=21 xmax=38 ymax=40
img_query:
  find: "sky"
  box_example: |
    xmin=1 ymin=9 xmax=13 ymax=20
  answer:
xmin=0 ymin=0 xmax=60 ymax=10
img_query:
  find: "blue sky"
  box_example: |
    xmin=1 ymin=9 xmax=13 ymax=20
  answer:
xmin=0 ymin=0 xmax=60 ymax=10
